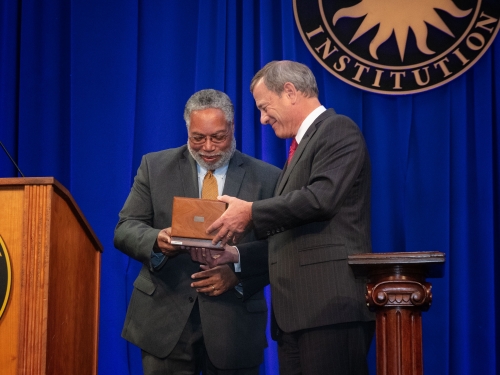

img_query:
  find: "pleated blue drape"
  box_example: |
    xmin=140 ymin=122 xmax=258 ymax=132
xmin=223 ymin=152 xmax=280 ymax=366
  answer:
xmin=1 ymin=1 xmax=498 ymax=374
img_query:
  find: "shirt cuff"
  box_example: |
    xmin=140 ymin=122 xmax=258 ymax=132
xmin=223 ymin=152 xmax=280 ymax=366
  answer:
xmin=233 ymin=246 xmax=241 ymax=272
xmin=150 ymin=250 xmax=166 ymax=268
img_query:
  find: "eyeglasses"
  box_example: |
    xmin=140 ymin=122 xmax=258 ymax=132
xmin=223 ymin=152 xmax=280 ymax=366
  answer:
xmin=189 ymin=131 xmax=230 ymax=145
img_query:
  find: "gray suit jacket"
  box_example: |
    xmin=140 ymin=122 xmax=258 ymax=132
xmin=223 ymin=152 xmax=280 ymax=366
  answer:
xmin=252 ymin=109 xmax=375 ymax=335
xmin=114 ymin=146 xmax=281 ymax=369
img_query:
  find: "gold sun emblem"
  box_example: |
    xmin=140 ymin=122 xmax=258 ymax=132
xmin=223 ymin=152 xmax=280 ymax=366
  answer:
xmin=333 ymin=0 xmax=473 ymax=61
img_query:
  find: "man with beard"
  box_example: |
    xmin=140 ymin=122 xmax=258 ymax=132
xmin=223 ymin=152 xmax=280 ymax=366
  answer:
xmin=114 ymin=89 xmax=281 ymax=375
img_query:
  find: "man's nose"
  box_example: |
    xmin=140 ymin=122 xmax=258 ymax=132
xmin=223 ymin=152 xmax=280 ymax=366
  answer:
xmin=260 ymin=112 xmax=269 ymax=125
xmin=203 ymin=138 xmax=216 ymax=151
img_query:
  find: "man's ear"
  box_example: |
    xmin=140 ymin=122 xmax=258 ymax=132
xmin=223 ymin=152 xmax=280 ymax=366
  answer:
xmin=283 ymin=82 xmax=298 ymax=102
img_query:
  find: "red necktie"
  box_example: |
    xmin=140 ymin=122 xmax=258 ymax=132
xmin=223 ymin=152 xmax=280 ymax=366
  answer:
xmin=287 ymin=138 xmax=298 ymax=164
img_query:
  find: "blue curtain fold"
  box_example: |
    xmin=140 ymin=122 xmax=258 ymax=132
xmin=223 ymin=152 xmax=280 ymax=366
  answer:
xmin=1 ymin=1 xmax=498 ymax=374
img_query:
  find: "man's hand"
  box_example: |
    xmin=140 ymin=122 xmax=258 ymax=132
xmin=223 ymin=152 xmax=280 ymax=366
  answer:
xmin=154 ymin=227 xmax=184 ymax=257
xmin=206 ymin=195 xmax=253 ymax=246
xmin=189 ymin=244 xmax=239 ymax=267
xmin=191 ymin=265 xmax=239 ymax=297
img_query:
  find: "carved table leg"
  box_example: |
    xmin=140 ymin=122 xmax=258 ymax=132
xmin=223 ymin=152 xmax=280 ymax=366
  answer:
xmin=367 ymin=276 xmax=433 ymax=375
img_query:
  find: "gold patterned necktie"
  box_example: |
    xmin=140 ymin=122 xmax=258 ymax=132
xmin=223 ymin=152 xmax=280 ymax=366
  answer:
xmin=201 ymin=170 xmax=218 ymax=200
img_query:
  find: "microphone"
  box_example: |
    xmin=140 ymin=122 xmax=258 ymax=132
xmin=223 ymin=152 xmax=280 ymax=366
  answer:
xmin=0 ymin=140 xmax=25 ymax=177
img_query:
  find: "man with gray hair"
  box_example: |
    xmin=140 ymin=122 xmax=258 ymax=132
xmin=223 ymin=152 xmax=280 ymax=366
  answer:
xmin=114 ymin=89 xmax=281 ymax=374
xmin=208 ymin=61 xmax=375 ymax=375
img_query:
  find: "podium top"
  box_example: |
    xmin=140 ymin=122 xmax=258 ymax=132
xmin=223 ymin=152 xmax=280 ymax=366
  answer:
xmin=0 ymin=177 xmax=103 ymax=252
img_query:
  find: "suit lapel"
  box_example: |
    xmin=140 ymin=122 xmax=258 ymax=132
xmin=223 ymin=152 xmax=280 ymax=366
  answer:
xmin=223 ymin=151 xmax=245 ymax=196
xmin=179 ymin=148 xmax=199 ymax=198
xmin=276 ymin=109 xmax=333 ymax=195
xmin=274 ymin=162 xmax=287 ymax=195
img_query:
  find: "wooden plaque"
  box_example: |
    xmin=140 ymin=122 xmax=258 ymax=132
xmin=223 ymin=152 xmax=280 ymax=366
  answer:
xmin=170 ymin=197 xmax=226 ymax=249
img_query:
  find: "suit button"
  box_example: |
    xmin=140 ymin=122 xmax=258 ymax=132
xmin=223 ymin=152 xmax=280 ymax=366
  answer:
xmin=271 ymin=230 xmax=275 ymax=235
xmin=266 ymin=231 xmax=271 ymax=236
xmin=188 ymin=297 xmax=194 ymax=303
xmin=280 ymin=227 xmax=285 ymax=231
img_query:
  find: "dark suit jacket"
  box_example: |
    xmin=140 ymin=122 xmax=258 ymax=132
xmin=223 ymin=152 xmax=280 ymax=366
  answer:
xmin=114 ymin=146 xmax=281 ymax=369
xmin=252 ymin=109 xmax=374 ymax=335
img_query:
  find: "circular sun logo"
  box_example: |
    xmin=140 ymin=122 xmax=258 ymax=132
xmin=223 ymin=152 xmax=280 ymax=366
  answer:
xmin=294 ymin=0 xmax=500 ymax=94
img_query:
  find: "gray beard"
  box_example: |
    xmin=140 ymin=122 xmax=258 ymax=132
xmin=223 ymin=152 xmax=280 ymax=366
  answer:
xmin=187 ymin=137 xmax=236 ymax=170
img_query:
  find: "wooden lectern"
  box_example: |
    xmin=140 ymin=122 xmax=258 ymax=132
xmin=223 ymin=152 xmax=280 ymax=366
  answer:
xmin=348 ymin=251 xmax=445 ymax=375
xmin=0 ymin=178 xmax=102 ymax=375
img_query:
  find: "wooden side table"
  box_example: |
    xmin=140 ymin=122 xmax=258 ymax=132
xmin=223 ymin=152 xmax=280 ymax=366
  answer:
xmin=348 ymin=252 xmax=445 ymax=375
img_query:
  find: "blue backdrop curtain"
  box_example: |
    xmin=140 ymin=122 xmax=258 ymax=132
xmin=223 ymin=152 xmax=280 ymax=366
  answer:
xmin=1 ymin=1 xmax=498 ymax=374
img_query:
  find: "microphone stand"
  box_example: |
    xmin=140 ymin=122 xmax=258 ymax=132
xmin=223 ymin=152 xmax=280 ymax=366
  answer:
xmin=0 ymin=140 xmax=25 ymax=177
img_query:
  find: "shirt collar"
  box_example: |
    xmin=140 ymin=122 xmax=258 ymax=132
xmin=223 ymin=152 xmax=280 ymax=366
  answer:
xmin=295 ymin=105 xmax=326 ymax=144
xmin=197 ymin=163 xmax=229 ymax=177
